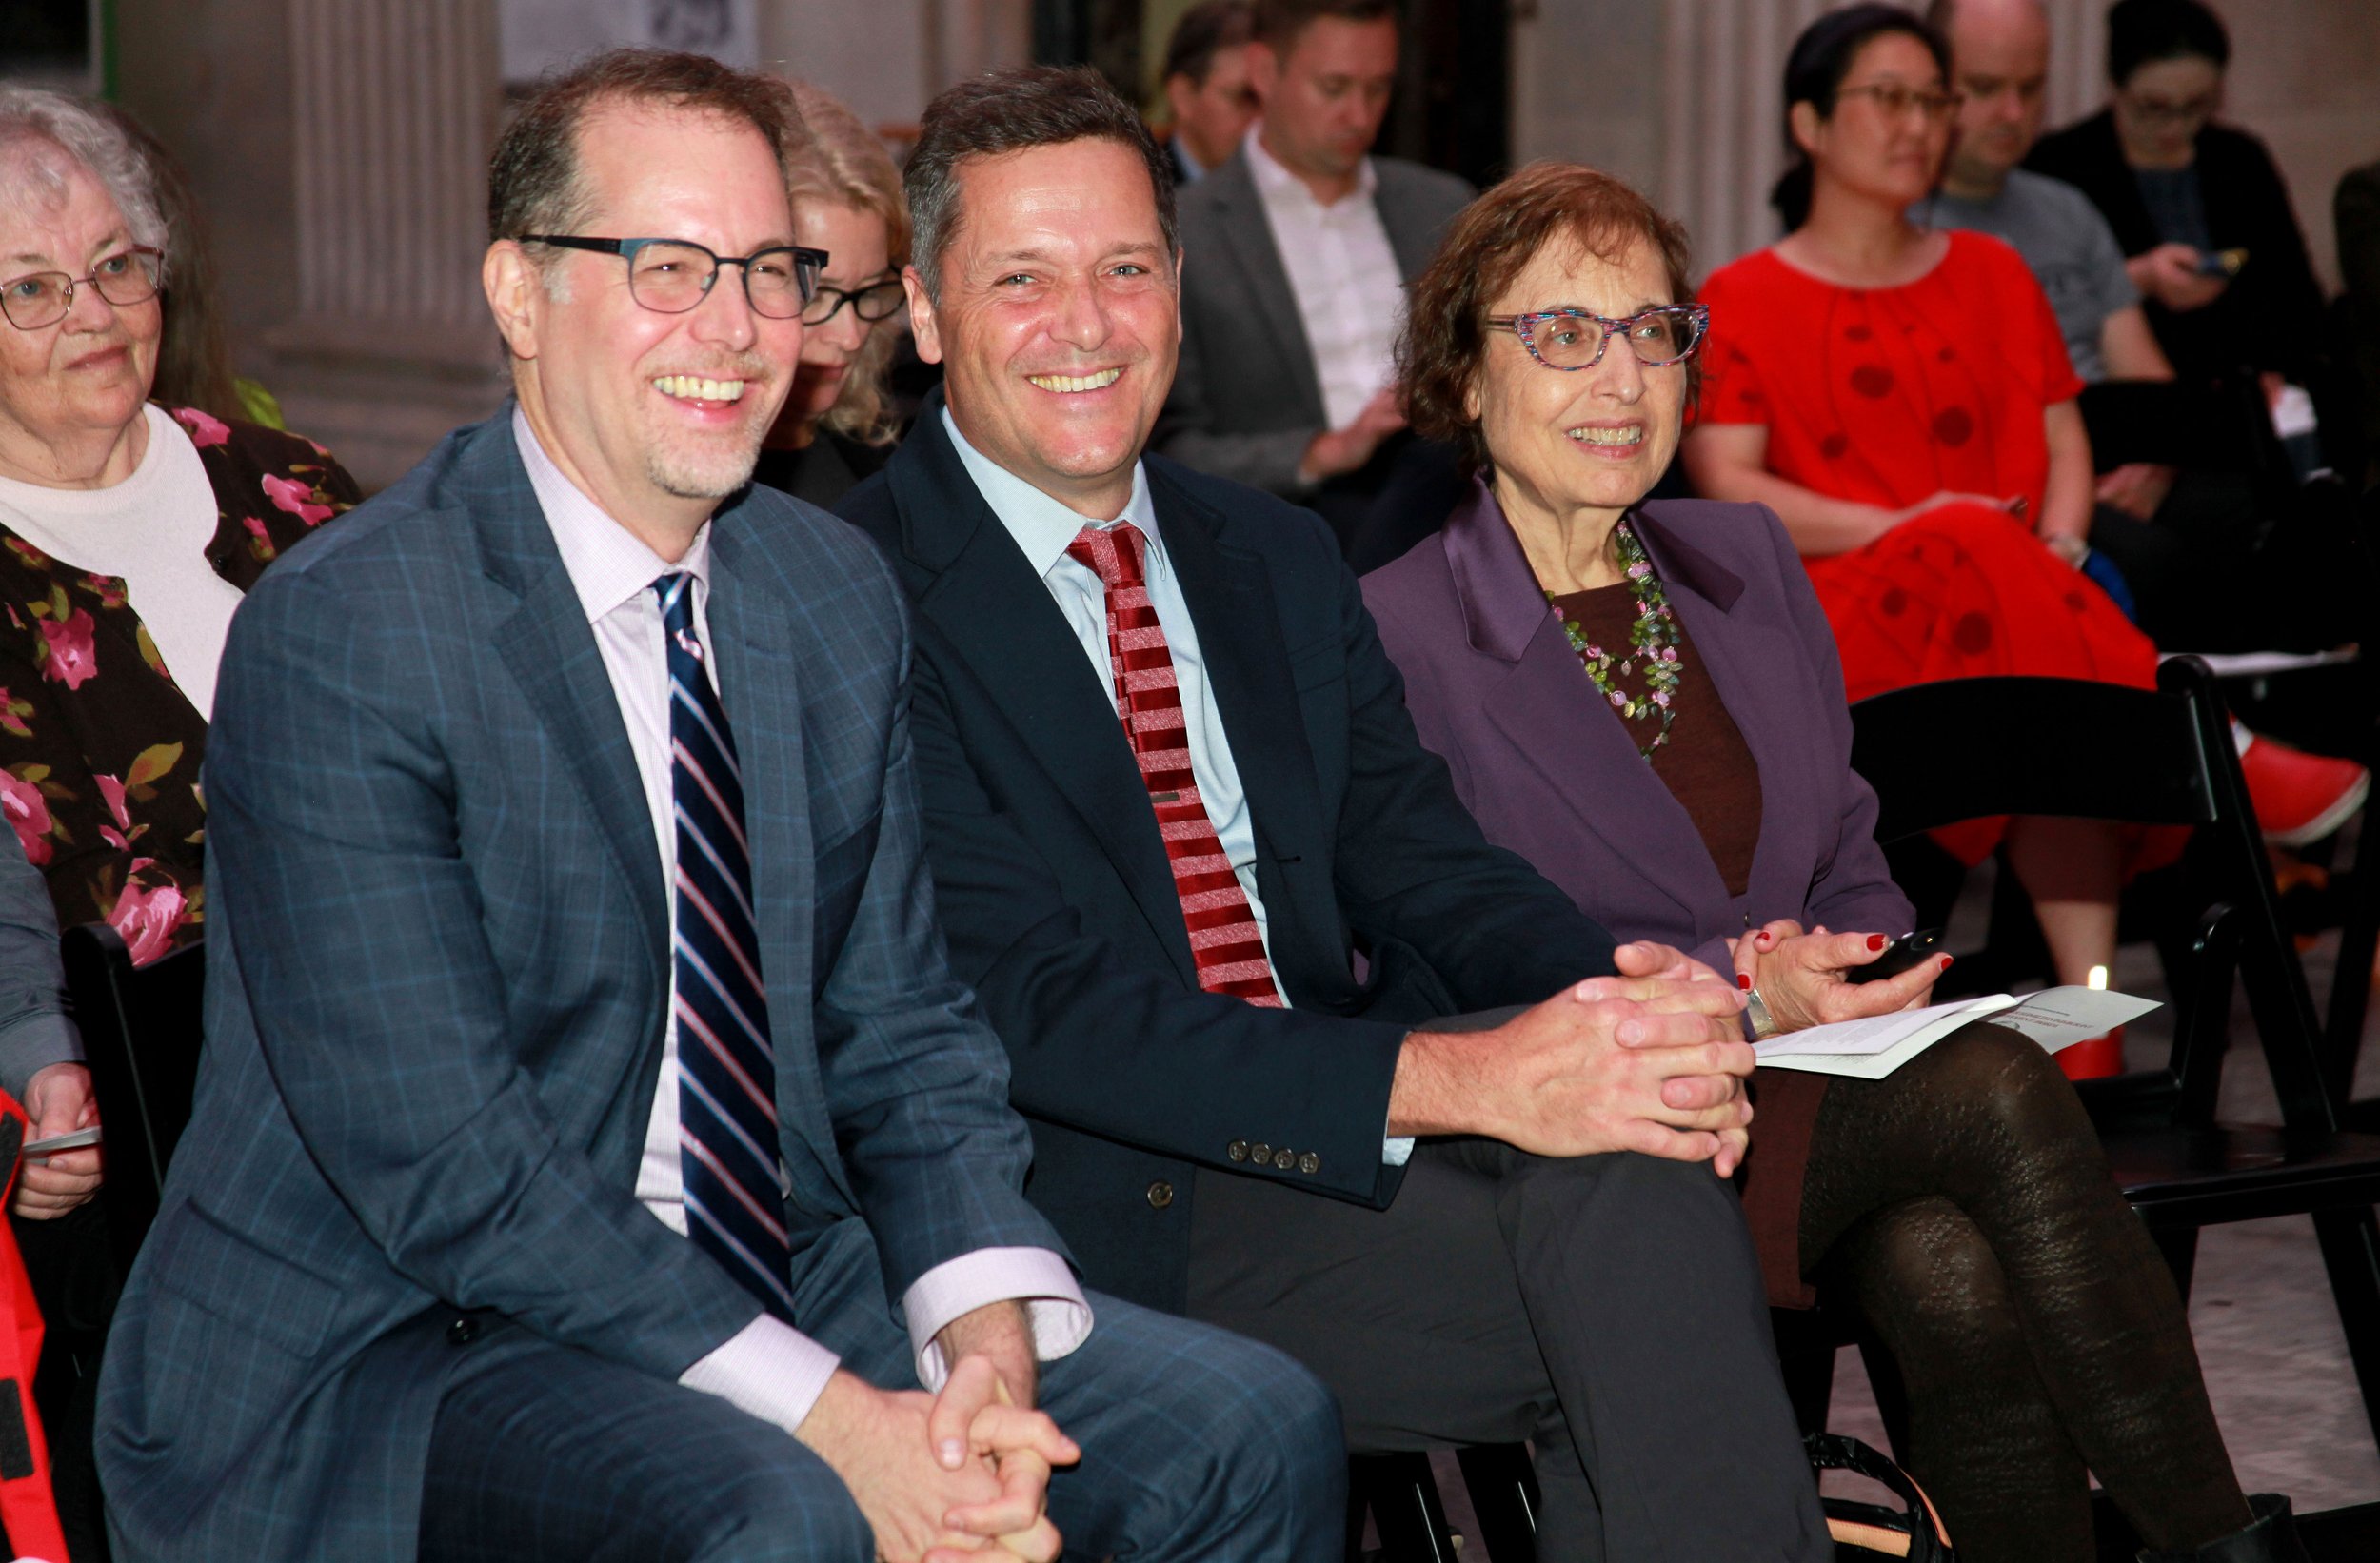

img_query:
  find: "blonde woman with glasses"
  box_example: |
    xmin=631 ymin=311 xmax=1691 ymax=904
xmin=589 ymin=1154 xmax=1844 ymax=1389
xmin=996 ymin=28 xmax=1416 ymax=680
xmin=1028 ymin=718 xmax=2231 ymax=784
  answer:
xmin=754 ymin=81 xmax=911 ymax=506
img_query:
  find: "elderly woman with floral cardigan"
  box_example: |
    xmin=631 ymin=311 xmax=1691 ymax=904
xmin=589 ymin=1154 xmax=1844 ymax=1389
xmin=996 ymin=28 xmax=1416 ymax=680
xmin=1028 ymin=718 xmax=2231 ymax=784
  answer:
xmin=0 ymin=89 xmax=358 ymax=970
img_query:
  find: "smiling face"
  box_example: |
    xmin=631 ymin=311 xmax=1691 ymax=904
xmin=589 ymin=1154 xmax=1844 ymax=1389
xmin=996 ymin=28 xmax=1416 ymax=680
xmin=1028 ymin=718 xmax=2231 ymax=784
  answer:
xmin=1944 ymin=0 xmax=2050 ymax=190
xmin=786 ymin=198 xmax=893 ymax=434
xmin=486 ymin=100 xmax=801 ymax=544
xmin=1470 ymin=235 xmax=1687 ymax=536
xmin=1798 ymin=32 xmax=1955 ymax=210
xmin=0 ymin=150 xmax=162 ymax=485
xmin=907 ymin=137 xmax=1178 ymax=519
xmin=1251 ymin=15 xmax=1399 ymax=188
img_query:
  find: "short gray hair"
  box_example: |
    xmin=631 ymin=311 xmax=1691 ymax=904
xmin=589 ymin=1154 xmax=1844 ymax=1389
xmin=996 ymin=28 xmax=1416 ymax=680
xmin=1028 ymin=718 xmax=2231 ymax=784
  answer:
xmin=0 ymin=88 xmax=169 ymax=281
xmin=905 ymin=66 xmax=1178 ymax=304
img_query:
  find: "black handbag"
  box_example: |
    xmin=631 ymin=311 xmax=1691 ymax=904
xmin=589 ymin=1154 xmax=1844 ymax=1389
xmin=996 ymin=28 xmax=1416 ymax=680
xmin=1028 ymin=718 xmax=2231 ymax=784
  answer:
xmin=1806 ymin=1432 xmax=1956 ymax=1561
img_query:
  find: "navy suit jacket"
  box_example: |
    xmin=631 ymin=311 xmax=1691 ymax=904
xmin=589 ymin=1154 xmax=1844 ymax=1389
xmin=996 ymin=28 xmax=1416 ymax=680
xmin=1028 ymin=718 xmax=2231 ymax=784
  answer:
xmin=1360 ymin=485 xmax=1913 ymax=965
xmin=95 ymin=410 xmax=1062 ymax=1562
xmin=837 ymin=396 xmax=1616 ymax=1313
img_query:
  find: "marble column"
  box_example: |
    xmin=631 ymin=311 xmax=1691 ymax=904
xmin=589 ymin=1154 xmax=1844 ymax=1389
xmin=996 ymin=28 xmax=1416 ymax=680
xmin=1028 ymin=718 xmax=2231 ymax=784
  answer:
xmin=268 ymin=0 xmax=508 ymax=488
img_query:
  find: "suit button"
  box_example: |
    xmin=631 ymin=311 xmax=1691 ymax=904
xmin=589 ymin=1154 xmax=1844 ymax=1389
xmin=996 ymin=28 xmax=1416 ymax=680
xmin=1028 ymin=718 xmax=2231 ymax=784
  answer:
xmin=1226 ymin=1140 xmax=1250 ymax=1162
xmin=446 ymin=1316 xmax=480 ymax=1346
xmin=1250 ymin=1143 xmax=1272 ymax=1166
xmin=1146 ymin=1180 xmax=1175 ymax=1209
xmin=1299 ymin=1152 xmax=1320 ymax=1175
xmin=1272 ymin=1147 xmax=1296 ymax=1170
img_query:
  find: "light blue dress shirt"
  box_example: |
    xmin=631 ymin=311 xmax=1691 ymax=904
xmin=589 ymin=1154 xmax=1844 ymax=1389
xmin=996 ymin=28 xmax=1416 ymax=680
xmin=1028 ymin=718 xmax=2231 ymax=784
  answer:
xmin=942 ymin=410 xmax=1414 ymax=1164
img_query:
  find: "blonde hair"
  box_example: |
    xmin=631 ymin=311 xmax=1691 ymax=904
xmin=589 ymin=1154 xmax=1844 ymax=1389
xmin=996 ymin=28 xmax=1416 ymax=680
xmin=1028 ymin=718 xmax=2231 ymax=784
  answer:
xmin=784 ymin=80 xmax=908 ymax=446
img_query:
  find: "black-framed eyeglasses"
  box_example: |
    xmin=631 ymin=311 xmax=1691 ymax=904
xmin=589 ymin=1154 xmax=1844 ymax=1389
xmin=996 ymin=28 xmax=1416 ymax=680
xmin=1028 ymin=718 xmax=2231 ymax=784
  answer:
xmin=519 ymin=235 xmax=827 ymax=319
xmin=1835 ymin=81 xmax=1964 ymax=122
xmin=801 ymin=275 xmax=905 ymax=327
xmin=1485 ymin=304 xmax=1710 ymax=372
xmin=0 ymin=246 xmax=163 ymax=331
xmin=2116 ymin=88 xmax=2219 ymax=126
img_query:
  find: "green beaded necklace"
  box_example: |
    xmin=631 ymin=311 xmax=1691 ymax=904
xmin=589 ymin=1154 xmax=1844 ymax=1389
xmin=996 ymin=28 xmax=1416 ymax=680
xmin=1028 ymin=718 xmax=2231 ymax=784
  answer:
xmin=1546 ymin=519 xmax=1683 ymax=761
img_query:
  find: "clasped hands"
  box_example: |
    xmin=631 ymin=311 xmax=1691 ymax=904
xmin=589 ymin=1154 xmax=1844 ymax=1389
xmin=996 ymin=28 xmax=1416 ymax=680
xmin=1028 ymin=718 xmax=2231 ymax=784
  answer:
xmin=1397 ymin=941 xmax=1760 ymax=1174
xmin=798 ymin=1303 xmax=1077 ymax=1563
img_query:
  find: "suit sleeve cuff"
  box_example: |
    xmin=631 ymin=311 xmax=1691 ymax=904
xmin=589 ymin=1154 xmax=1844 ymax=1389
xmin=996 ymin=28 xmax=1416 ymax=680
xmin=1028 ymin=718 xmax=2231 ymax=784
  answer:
xmin=679 ymin=1315 xmax=843 ymax=1435
xmin=903 ymin=1247 xmax=1092 ymax=1391
xmin=0 ymin=1014 xmax=82 ymax=1103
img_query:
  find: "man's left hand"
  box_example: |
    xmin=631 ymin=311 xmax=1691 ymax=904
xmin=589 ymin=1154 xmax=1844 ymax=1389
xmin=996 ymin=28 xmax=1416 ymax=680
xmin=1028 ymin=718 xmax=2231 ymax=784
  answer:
xmin=15 ymin=1061 xmax=101 ymax=1219
xmin=928 ymin=1305 xmax=1077 ymax=1560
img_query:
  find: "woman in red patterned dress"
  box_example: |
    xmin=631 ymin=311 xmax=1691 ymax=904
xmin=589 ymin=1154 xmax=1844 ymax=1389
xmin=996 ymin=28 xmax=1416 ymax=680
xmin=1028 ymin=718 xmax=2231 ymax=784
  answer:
xmin=1683 ymin=5 xmax=2152 ymax=1051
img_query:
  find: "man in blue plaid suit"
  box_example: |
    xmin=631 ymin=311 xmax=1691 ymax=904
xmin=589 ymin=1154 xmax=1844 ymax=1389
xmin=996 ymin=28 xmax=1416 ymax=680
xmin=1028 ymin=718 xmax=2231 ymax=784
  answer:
xmin=93 ymin=49 xmax=1341 ymax=1563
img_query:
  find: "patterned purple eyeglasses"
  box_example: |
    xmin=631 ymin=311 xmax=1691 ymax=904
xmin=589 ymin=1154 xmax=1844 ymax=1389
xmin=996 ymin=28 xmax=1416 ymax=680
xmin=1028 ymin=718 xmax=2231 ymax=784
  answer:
xmin=1484 ymin=304 xmax=1710 ymax=372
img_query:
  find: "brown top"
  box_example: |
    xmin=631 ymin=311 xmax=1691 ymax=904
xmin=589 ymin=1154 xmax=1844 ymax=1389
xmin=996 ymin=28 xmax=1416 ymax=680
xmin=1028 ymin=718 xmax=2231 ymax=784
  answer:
xmin=1549 ymin=582 xmax=1763 ymax=898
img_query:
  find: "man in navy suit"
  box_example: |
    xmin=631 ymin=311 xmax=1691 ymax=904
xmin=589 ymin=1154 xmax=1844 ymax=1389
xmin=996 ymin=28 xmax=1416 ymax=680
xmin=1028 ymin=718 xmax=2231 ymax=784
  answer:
xmin=94 ymin=49 xmax=1339 ymax=1563
xmin=839 ymin=65 xmax=1830 ymax=1562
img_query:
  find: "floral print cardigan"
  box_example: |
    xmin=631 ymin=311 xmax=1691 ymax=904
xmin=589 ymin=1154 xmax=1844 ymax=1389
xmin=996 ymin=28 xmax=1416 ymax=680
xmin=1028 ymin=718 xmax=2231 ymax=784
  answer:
xmin=0 ymin=406 xmax=360 ymax=961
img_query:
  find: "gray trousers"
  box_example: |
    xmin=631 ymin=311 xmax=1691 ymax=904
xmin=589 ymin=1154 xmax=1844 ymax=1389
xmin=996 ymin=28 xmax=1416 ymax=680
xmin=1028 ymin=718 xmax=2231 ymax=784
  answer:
xmin=1188 ymin=1139 xmax=1831 ymax=1563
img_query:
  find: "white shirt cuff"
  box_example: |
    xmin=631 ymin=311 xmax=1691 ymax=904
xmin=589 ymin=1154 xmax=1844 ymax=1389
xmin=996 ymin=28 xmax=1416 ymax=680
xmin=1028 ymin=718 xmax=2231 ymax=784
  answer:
xmin=1383 ymin=1136 xmax=1416 ymax=1166
xmin=679 ymin=1315 xmax=843 ymax=1435
xmin=902 ymin=1246 xmax=1093 ymax=1392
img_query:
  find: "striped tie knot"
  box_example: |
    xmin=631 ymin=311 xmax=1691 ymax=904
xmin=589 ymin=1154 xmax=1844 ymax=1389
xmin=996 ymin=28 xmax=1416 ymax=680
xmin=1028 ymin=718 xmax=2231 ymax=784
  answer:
xmin=1064 ymin=521 xmax=1147 ymax=590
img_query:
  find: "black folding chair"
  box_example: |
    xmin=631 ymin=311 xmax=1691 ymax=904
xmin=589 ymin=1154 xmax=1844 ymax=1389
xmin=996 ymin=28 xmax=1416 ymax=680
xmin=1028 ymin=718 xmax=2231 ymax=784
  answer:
xmin=1347 ymin=1444 xmax=1540 ymax=1562
xmin=1846 ymin=658 xmax=2380 ymax=1452
xmin=60 ymin=924 xmax=204 ymax=1276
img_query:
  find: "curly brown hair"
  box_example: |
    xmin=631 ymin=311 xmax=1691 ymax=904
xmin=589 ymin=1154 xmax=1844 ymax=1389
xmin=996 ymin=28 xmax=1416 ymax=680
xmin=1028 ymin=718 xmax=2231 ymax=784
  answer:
xmin=1398 ymin=161 xmax=1695 ymax=478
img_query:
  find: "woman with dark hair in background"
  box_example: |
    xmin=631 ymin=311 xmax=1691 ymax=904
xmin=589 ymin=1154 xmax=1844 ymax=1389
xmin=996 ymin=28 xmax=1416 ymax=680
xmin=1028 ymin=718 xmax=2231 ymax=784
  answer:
xmin=751 ymin=80 xmax=907 ymax=507
xmin=1684 ymin=3 xmax=2160 ymax=1075
xmin=1682 ymin=3 xmax=2351 ymax=1075
xmin=2027 ymin=0 xmax=2327 ymax=390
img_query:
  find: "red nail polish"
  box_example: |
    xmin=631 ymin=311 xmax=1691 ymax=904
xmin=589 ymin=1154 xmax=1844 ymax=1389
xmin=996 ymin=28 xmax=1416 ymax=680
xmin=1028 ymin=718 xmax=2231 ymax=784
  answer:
xmin=1868 ymin=934 xmax=1887 ymax=951
xmin=1737 ymin=974 xmax=1752 ymax=990
xmin=1939 ymin=955 xmax=1954 ymax=969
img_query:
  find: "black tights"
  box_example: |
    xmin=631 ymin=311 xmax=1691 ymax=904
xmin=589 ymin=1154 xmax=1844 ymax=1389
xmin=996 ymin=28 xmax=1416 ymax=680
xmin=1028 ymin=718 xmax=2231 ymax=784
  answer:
xmin=1798 ymin=1025 xmax=2253 ymax=1562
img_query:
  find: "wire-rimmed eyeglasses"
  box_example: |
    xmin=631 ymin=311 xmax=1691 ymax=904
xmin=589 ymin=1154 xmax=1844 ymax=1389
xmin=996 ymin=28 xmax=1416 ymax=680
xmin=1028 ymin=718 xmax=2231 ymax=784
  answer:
xmin=520 ymin=235 xmax=827 ymax=319
xmin=0 ymin=247 xmax=164 ymax=331
xmin=1484 ymin=304 xmax=1710 ymax=372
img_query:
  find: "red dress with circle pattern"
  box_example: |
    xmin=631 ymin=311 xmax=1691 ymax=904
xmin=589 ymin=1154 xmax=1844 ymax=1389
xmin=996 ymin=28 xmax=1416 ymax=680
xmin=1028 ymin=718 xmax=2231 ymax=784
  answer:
xmin=1696 ymin=231 xmax=2160 ymax=861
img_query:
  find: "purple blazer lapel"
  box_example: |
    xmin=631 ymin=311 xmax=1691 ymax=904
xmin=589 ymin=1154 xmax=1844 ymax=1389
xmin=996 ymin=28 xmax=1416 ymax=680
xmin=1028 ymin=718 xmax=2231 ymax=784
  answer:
xmin=1446 ymin=485 xmax=1721 ymax=927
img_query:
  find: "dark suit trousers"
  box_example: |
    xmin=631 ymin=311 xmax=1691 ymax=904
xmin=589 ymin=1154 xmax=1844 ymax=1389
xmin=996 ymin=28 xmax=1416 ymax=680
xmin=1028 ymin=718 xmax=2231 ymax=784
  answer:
xmin=1188 ymin=1141 xmax=1832 ymax=1563
xmin=418 ymin=1219 xmax=1345 ymax=1562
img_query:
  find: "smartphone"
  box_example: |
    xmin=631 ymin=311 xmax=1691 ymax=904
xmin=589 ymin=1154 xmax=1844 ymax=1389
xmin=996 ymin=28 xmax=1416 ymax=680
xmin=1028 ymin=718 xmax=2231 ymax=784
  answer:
xmin=22 ymin=1125 xmax=101 ymax=1157
xmin=1846 ymin=928 xmax=1945 ymax=984
xmin=2196 ymin=247 xmax=2248 ymax=277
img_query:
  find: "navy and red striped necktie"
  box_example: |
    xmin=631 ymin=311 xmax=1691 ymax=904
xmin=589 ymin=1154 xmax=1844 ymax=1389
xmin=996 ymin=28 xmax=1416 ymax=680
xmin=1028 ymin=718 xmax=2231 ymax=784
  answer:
xmin=655 ymin=573 xmax=797 ymax=1319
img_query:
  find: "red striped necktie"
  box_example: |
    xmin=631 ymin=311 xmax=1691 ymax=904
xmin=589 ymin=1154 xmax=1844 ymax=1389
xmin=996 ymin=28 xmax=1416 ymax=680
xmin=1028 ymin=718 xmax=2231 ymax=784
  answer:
xmin=1065 ymin=522 xmax=1283 ymax=1007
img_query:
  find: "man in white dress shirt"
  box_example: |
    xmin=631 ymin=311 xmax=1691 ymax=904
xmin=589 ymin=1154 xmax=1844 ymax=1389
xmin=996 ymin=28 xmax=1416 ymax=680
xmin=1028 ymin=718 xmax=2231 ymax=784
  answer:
xmin=93 ymin=48 xmax=1340 ymax=1563
xmin=1156 ymin=0 xmax=1473 ymax=559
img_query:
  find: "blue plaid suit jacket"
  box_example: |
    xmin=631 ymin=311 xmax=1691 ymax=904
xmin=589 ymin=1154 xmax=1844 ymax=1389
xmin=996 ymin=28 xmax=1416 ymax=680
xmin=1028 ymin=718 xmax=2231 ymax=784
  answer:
xmin=94 ymin=409 xmax=1064 ymax=1562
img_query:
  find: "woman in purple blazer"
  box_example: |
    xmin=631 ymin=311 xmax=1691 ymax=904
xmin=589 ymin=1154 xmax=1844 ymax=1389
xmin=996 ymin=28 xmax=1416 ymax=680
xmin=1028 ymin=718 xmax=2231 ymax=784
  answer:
xmin=1360 ymin=162 xmax=2299 ymax=1563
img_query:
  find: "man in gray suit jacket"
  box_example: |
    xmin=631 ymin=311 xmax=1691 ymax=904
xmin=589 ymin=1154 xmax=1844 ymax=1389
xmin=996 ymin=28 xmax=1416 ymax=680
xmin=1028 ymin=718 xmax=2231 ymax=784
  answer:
xmin=94 ymin=49 xmax=1338 ymax=1563
xmin=1157 ymin=0 xmax=1471 ymax=553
